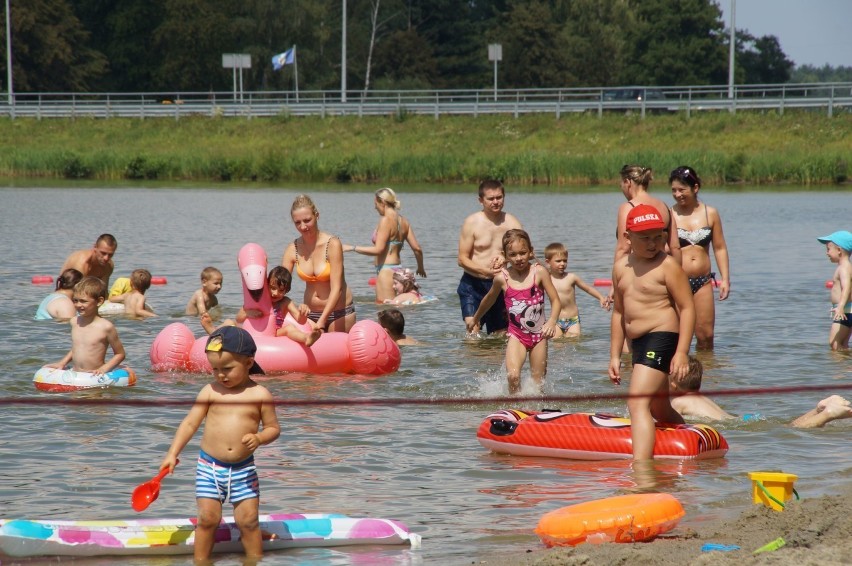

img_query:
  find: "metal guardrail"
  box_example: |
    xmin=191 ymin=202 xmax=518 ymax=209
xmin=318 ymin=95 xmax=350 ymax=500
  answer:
xmin=1 ymin=83 xmax=850 ymax=119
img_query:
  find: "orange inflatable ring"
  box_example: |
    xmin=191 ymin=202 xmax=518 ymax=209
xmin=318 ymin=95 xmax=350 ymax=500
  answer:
xmin=535 ymin=493 xmax=685 ymax=547
xmin=32 ymin=275 xmax=54 ymax=285
xmin=150 ymin=276 xmax=168 ymax=285
xmin=826 ymin=280 xmax=833 ymax=289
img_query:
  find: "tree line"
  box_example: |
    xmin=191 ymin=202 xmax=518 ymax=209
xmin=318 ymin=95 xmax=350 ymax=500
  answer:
xmin=1 ymin=0 xmax=849 ymax=94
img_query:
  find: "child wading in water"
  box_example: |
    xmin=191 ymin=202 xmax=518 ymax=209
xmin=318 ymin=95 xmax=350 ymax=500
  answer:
xmin=384 ymin=268 xmax=423 ymax=305
xmin=203 ymin=266 xmax=322 ymax=347
xmin=467 ymin=229 xmax=561 ymax=394
xmin=543 ymin=242 xmax=611 ymax=338
xmin=609 ymin=204 xmax=695 ymax=461
xmin=817 ymin=230 xmax=852 ymax=350
xmin=46 ymin=276 xmax=126 ymax=374
xmin=160 ymin=326 xmax=280 ymax=562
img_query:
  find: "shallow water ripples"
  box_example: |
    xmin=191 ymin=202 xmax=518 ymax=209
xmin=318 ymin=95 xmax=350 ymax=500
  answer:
xmin=2 ymin=187 xmax=852 ymax=565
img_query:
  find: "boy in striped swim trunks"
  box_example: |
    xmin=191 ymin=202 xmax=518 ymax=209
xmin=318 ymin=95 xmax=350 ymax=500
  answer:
xmin=160 ymin=326 xmax=280 ymax=562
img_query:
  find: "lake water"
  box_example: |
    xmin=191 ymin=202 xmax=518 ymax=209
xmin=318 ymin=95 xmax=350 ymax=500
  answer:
xmin=1 ymin=184 xmax=850 ymax=566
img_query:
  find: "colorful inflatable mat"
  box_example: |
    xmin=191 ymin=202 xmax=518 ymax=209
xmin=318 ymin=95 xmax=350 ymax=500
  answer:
xmin=0 ymin=514 xmax=421 ymax=557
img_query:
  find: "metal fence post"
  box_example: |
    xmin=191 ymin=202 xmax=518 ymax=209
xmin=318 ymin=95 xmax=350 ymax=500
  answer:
xmin=828 ymin=85 xmax=834 ymax=118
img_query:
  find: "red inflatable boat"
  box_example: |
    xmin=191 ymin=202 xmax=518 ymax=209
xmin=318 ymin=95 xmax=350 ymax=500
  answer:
xmin=477 ymin=409 xmax=728 ymax=460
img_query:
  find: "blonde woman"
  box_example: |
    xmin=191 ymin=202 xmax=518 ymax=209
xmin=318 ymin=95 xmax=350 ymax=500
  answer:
xmin=281 ymin=195 xmax=355 ymax=332
xmin=614 ymin=165 xmax=679 ymax=263
xmin=344 ymin=188 xmax=426 ymax=303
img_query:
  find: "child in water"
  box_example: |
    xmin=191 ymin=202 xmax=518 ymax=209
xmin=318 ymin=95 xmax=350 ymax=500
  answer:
xmin=543 ymin=242 xmax=611 ymax=338
xmin=467 ymin=229 xmax=561 ymax=394
xmin=817 ymin=230 xmax=852 ymax=350
xmin=609 ymin=204 xmax=695 ymax=461
xmin=384 ymin=268 xmax=423 ymax=305
xmin=159 ymin=326 xmax=280 ymax=561
xmin=204 ymin=266 xmax=322 ymax=347
xmin=46 ymin=276 xmax=126 ymax=375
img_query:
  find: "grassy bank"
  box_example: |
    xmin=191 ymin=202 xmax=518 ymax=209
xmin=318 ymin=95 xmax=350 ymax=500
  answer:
xmin=0 ymin=110 xmax=849 ymax=186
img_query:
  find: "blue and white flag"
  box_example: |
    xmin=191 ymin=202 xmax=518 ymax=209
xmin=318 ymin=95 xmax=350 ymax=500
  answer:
xmin=272 ymin=47 xmax=295 ymax=71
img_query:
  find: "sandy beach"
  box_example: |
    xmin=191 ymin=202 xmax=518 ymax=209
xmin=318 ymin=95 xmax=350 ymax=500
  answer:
xmin=485 ymin=483 xmax=852 ymax=566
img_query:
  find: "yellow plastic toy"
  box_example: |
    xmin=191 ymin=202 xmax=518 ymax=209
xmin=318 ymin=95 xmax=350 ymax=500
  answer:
xmin=748 ymin=471 xmax=799 ymax=511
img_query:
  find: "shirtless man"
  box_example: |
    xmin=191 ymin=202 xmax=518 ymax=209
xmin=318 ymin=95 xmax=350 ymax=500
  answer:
xmin=457 ymin=180 xmax=523 ymax=334
xmin=60 ymin=234 xmax=117 ymax=288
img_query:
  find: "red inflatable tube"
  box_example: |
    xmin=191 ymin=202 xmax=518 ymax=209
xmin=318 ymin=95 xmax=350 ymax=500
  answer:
xmin=150 ymin=277 xmax=168 ymax=285
xmin=32 ymin=275 xmax=54 ymax=285
xmin=826 ymin=280 xmax=833 ymax=289
xmin=368 ymin=277 xmax=376 ymax=286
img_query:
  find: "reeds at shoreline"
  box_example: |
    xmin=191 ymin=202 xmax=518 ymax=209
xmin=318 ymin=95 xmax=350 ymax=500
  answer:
xmin=0 ymin=110 xmax=848 ymax=186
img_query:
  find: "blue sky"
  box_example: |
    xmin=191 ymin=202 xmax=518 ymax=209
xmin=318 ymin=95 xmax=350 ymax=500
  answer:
xmin=718 ymin=0 xmax=852 ymax=68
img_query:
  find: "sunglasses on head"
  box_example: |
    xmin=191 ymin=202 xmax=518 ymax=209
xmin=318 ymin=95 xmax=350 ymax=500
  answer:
xmin=673 ymin=166 xmax=698 ymax=186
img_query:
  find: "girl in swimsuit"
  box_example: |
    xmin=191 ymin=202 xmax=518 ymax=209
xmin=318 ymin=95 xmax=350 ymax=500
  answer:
xmin=34 ymin=268 xmax=82 ymax=320
xmin=670 ymin=166 xmax=730 ymax=350
xmin=384 ymin=268 xmax=423 ymax=305
xmin=281 ymin=194 xmax=356 ymax=333
xmin=466 ymin=229 xmax=561 ymax=394
xmin=343 ymin=188 xmax=426 ymax=303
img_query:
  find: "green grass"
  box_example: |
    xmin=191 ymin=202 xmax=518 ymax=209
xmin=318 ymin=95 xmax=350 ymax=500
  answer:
xmin=0 ymin=110 xmax=848 ymax=185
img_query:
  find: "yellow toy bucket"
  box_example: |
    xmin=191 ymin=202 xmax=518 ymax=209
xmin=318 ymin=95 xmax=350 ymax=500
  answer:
xmin=748 ymin=471 xmax=799 ymax=511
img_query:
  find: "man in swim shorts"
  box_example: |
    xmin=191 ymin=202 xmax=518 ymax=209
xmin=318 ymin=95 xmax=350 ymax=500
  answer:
xmin=457 ymin=180 xmax=523 ymax=334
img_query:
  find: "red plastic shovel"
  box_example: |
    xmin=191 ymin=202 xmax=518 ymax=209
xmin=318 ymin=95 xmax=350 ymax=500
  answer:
xmin=131 ymin=460 xmax=178 ymax=512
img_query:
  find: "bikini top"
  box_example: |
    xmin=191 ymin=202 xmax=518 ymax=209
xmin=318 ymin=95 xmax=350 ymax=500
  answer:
xmin=374 ymin=217 xmax=404 ymax=248
xmin=388 ymin=217 xmax=404 ymax=248
xmin=294 ymin=237 xmax=335 ymax=283
xmin=675 ymin=204 xmax=712 ymax=248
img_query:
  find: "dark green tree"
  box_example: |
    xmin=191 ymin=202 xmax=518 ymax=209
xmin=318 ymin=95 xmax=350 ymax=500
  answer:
xmin=620 ymin=0 xmax=728 ymax=86
xmin=74 ymin=0 xmax=165 ymax=91
xmin=790 ymin=64 xmax=852 ymax=83
xmin=496 ymin=0 xmax=572 ymax=88
xmin=411 ymin=0 xmax=491 ymax=88
xmin=0 ymin=0 xmax=107 ymax=92
xmin=373 ymin=28 xmax=439 ymax=89
xmin=152 ymin=0 xmax=236 ymax=91
xmin=560 ymin=0 xmax=634 ymax=87
xmin=737 ymin=33 xmax=793 ymax=84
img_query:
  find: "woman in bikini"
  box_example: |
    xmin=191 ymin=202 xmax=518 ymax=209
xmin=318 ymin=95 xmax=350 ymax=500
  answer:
xmin=608 ymin=165 xmax=680 ymax=315
xmin=281 ymin=194 xmax=356 ymax=332
xmin=343 ymin=187 xmax=426 ymax=303
xmin=669 ymin=166 xmax=730 ymax=350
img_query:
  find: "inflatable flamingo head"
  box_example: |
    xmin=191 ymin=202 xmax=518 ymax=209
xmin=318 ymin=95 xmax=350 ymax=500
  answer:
xmin=238 ymin=243 xmax=270 ymax=306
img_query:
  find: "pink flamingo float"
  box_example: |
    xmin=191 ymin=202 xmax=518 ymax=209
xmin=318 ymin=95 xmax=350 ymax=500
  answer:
xmin=150 ymin=243 xmax=400 ymax=375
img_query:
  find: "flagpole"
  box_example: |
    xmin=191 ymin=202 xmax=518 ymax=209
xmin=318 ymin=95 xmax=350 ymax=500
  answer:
xmin=5 ymin=0 xmax=12 ymax=106
xmin=341 ymin=0 xmax=347 ymax=102
xmin=293 ymin=45 xmax=299 ymax=102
